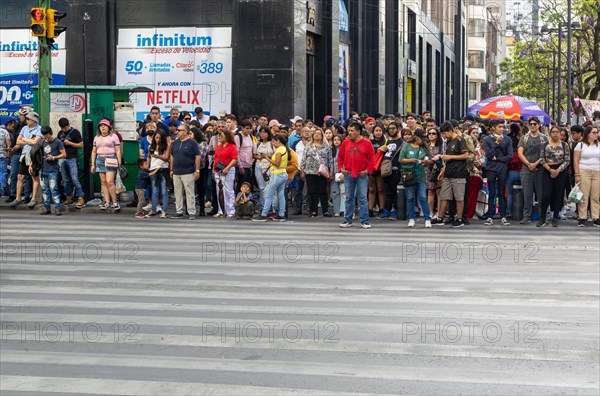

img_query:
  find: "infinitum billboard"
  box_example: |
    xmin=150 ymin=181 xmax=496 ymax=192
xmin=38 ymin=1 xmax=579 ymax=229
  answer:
xmin=116 ymin=27 xmax=232 ymax=120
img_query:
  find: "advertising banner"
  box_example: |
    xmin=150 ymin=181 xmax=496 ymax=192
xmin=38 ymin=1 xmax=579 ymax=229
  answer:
xmin=338 ymin=43 xmax=350 ymax=123
xmin=116 ymin=27 xmax=232 ymax=120
xmin=0 ymin=29 xmax=66 ymax=120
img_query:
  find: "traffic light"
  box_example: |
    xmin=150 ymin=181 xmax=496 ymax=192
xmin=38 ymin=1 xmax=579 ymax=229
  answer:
xmin=47 ymin=9 xmax=67 ymax=39
xmin=30 ymin=7 xmax=46 ymax=37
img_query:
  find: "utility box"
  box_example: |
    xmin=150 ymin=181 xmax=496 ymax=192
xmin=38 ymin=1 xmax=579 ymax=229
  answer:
xmin=33 ymin=85 xmax=150 ymax=193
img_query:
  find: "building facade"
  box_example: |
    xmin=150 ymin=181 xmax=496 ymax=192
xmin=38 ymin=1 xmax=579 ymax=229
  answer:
xmin=1 ymin=0 xmax=468 ymax=122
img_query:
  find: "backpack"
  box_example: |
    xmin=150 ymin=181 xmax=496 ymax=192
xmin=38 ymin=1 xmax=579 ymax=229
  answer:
xmin=522 ymin=132 xmax=548 ymax=147
xmin=29 ymin=138 xmax=44 ymax=173
xmin=462 ymin=134 xmax=476 ymax=173
xmin=236 ymin=131 xmax=258 ymax=148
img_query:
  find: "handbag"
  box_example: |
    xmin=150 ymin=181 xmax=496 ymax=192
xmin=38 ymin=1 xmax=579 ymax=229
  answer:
xmin=401 ymin=168 xmax=417 ymax=186
xmin=262 ymin=170 xmax=270 ymax=182
xmin=118 ymin=164 xmax=128 ymax=180
xmin=215 ymin=161 xmax=227 ymax=172
xmin=380 ymin=144 xmax=402 ymax=178
xmin=314 ymin=147 xmax=330 ymax=178
xmin=104 ymin=158 xmax=119 ymax=168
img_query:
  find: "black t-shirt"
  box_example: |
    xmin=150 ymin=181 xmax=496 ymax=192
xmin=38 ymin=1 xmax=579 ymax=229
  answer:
xmin=384 ymin=138 xmax=404 ymax=170
xmin=57 ymin=128 xmax=82 ymax=159
xmin=42 ymin=139 xmax=65 ymax=173
xmin=444 ymin=136 xmax=468 ymax=179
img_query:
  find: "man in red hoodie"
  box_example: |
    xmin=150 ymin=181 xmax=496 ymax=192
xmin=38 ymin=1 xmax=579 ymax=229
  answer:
xmin=337 ymin=122 xmax=375 ymax=228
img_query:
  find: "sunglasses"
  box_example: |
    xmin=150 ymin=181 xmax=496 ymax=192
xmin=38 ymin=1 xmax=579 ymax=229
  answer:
xmin=176 ymin=128 xmax=187 ymax=132
xmin=529 ymin=122 xmax=538 ymax=126
xmin=184 ymin=118 xmax=191 ymax=121
xmin=428 ymin=132 xmax=438 ymax=136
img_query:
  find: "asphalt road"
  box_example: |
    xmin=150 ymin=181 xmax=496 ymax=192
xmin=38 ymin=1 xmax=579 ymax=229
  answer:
xmin=1 ymin=211 xmax=599 ymax=395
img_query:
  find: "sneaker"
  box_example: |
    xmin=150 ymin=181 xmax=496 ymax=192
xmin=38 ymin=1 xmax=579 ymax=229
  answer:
xmin=267 ymin=212 xmax=277 ymax=219
xmin=171 ymin=212 xmax=184 ymax=219
xmin=213 ymin=213 xmax=223 ymax=218
xmin=226 ymin=214 xmax=235 ymax=219
xmin=552 ymin=219 xmax=559 ymax=227
xmin=111 ymin=202 xmax=121 ymax=211
xmin=55 ymin=209 xmax=62 ymax=216
xmin=27 ymin=199 xmax=37 ymax=208
xmin=501 ymin=218 xmax=510 ymax=226
xmin=578 ymin=219 xmax=586 ymax=227
xmin=9 ymin=199 xmax=24 ymax=207
xmin=134 ymin=212 xmax=146 ymax=218
xmin=520 ymin=216 xmax=531 ymax=224
xmin=293 ymin=210 xmax=302 ymax=215
xmin=377 ymin=209 xmax=390 ymax=219
xmin=204 ymin=202 xmax=212 ymax=209
xmin=5 ymin=196 xmax=15 ymax=203
xmin=309 ymin=212 xmax=317 ymax=218
xmin=189 ymin=215 xmax=196 ymax=220
xmin=361 ymin=222 xmax=372 ymax=229
xmin=444 ymin=217 xmax=455 ymax=225
xmin=75 ymin=197 xmax=86 ymax=208
xmin=451 ymin=219 xmax=465 ymax=228
xmin=145 ymin=212 xmax=158 ymax=218
xmin=536 ymin=219 xmax=547 ymax=227
xmin=272 ymin=215 xmax=286 ymax=222
xmin=389 ymin=209 xmax=398 ymax=220
xmin=252 ymin=215 xmax=268 ymax=222
xmin=408 ymin=219 xmax=415 ymax=227
xmin=593 ymin=219 xmax=600 ymax=227
xmin=63 ymin=197 xmax=73 ymax=205
xmin=100 ymin=203 xmax=110 ymax=210
xmin=156 ymin=204 xmax=162 ymax=213
xmin=425 ymin=220 xmax=432 ymax=228
xmin=142 ymin=203 xmax=152 ymax=212
xmin=484 ymin=218 xmax=494 ymax=226
xmin=333 ymin=213 xmax=340 ymax=217
xmin=431 ymin=218 xmax=445 ymax=226
xmin=160 ymin=212 xmax=167 ymax=219
xmin=40 ymin=209 xmax=51 ymax=215
xmin=323 ymin=212 xmax=332 ymax=217
xmin=339 ymin=222 xmax=353 ymax=228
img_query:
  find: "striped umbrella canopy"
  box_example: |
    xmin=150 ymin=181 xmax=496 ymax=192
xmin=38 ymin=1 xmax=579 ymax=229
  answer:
xmin=467 ymin=94 xmax=550 ymax=124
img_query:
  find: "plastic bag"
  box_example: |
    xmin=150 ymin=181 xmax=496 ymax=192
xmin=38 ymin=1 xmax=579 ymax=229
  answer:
xmin=568 ymin=183 xmax=584 ymax=204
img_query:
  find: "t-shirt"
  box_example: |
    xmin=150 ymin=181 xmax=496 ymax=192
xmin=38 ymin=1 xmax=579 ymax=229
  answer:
xmin=0 ymin=128 xmax=10 ymax=158
xmin=214 ymin=143 xmax=238 ymax=172
xmin=384 ymin=138 xmax=403 ymax=170
xmin=236 ymin=192 xmax=254 ymax=203
xmin=171 ymin=138 xmax=200 ymax=175
xmin=574 ymin=142 xmax=600 ymax=171
xmin=41 ymin=139 xmax=64 ymax=173
xmin=20 ymin=124 xmax=42 ymax=154
xmin=270 ymin=146 xmax=288 ymax=174
xmin=254 ymin=141 xmax=275 ymax=167
xmin=139 ymin=136 xmax=152 ymax=160
xmin=518 ymin=133 xmax=547 ymax=174
xmin=444 ymin=136 xmax=468 ymax=179
xmin=57 ymin=128 xmax=82 ymax=159
xmin=236 ymin=133 xmax=255 ymax=168
xmin=93 ymin=134 xmax=120 ymax=156
xmin=399 ymin=143 xmax=428 ymax=183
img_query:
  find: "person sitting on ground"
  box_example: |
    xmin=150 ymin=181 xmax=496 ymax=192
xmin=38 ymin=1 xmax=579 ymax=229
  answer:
xmin=235 ymin=182 xmax=254 ymax=219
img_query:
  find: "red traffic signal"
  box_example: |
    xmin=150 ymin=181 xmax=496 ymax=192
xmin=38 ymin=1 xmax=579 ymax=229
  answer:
xmin=30 ymin=7 xmax=46 ymax=37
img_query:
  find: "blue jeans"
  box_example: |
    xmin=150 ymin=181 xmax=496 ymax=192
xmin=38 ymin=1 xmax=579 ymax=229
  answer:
xmin=405 ymin=182 xmax=430 ymax=220
xmin=485 ymin=170 xmax=508 ymax=218
xmin=261 ymin=172 xmax=287 ymax=217
xmin=295 ymin=176 xmax=305 ymax=212
xmin=344 ymin=175 xmax=369 ymax=224
xmin=255 ymin=162 xmax=270 ymax=211
xmin=0 ymin=157 xmax=8 ymax=195
xmin=506 ymin=170 xmax=521 ymax=215
xmin=40 ymin=171 xmax=61 ymax=210
xmin=10 ymin=154 xmax=31 ymax=198
xmin=59 ymin=158 xmax=83 ymax=198
xmin=150 ymin=170 xmax=169 ymax=213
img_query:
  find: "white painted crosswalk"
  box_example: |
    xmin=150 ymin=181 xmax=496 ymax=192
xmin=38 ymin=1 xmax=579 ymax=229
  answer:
xmin=1 ymin=212 xmax=599 ymax=395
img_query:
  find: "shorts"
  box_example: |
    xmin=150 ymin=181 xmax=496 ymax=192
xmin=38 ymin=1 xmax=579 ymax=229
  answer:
xmin=95 ymin=155 xmax=117 ymax=173
xmin=18 ymin=157 xmax=37 ymax=176
xmin=440 ymin=178 xmax=466 ymax=201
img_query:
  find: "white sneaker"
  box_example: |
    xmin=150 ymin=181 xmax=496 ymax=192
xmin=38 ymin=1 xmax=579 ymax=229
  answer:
xmin=142 ymin=203 xmax=152 ymax=212
xmin=160 ymin=211 xmax=167 ymax=219
xmin=501 ymin=217 xmax=510 ymax=226
xmin=157 ymin=204 xmax=162 ymax=213
xmin=425 ymin=220 xmax=432 ymax=228
xmin=408 ymin=219 xmax=415 ymax=227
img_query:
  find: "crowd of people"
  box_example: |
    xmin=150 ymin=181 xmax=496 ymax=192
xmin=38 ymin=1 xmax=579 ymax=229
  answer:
xmin=1 ymin=105 xmax=599 ymax=229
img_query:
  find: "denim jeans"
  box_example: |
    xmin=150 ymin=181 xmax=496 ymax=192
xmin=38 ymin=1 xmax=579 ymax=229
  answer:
xmin=405 ymin=182 xmax=431 ymax=220
xmin=295 ymin=176 xmax=305 ymax=212
xmin=40 ymin=171 xmax=61 ymax=210
xmin=59 ymin=158 xmax=84 ymax=198
xmin=0 ymin=157 xmax=8 ymax=195
xmin=485 ymin=169 xmax=508 ymax=218
xmin=506 ymin=170 xmax=521 ymax=215
xmin=10 ymin=154 xmax=31 ymax=198
xmin=255 ymin=162 xmax=270 ymax=211
xmin=150 ymin=170 xmax=169 ymax=213
xmin=261 ymin=172 xmax=287 ymax=217
xmin=330 ymin=180 xmax=345 ymax=214
xmin=344 ymin=175 xmax=369 ymax=224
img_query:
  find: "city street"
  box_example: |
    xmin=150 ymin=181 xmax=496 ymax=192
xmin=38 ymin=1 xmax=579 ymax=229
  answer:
xmin=0 ymin=211 xmax=598 ymax=395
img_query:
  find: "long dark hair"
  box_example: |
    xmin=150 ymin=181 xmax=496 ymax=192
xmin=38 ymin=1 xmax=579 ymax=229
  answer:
xmin=221 ymin=128 xmax=235 ymax=145
xmin=426 ymin=126 xmax=443 ymax=148
xmin=583 ymin=126 xmax=599 ymax=146
xmin=410 ymin=128 xmax=431 ymax=156
xmin=273 ymin=134 xmax=291 ymax=160
xmin=150 ymin=129 xmax=168 ymax=154
xmin=259 ymin=125 xmax=272 ymax=142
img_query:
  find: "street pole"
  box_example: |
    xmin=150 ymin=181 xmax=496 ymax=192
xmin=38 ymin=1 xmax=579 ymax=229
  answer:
xmin=83 ymin=12 xmax=90 ymax=119
xmin=551 ymin=50 xmax=556 ymax=120
xmin=37 ymin=0 xmax=52 ymax=125
xmin=557 ymin=24 xmax=562 ymax=123
xmin=566 ymin=0 xmax=572 ymax=125
xmin=546 ymin=68 xmax=550 ymax=115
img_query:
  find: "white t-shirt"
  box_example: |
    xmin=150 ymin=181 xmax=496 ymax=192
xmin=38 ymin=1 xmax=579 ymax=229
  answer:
xmin=149 ymin=150 xmax=169 ymax=170
xmin=295 ymin=140 xmax=307 ymax=165
xmin=574 ymin=142 xmax=600 ymax=172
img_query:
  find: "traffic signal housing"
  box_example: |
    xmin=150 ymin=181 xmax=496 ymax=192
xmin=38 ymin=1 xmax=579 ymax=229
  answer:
xmin=30 ymin=7 xmax=46 ymax=37
xmin=47 ymin=9 xmax=67 ymax=39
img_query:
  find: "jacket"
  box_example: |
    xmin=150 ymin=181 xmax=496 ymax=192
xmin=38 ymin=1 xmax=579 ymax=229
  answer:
xmin=483 ymin=134 xmax=514 ymax=173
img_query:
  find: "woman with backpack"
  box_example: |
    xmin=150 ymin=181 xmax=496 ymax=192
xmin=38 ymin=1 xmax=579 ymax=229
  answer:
xmin=538 ymin=126 xmax=571 ymax=227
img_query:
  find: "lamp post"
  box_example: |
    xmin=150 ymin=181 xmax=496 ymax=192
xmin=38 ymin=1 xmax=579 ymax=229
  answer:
xmin=566 ymin=0 xmax=572 ymax=125
xmin=83 ymin=11 xmax=90 ymax=118
xmin=541 ymin=24 xmax=562 ymax=122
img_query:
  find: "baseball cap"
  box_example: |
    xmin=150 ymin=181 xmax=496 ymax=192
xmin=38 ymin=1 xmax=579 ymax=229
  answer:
xmin=290 ymin=116 xmax=303 ymax=124
xmin=19 ymin=106 xmax=33 ymax=116
xmin=268 ymin=119 xmax=281 ymax=127
xmin=364 ymin=117 xmax=376 ymax=124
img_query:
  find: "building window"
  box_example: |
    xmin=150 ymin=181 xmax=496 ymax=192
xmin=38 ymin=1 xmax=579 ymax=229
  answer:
xmin=469 ymin=82 xmax=479 ymax=101
xmin=468 ymin=50 xmax=485 ymax=68
xmin=468 ymin=19 xmax=486 ymax=37
xmin=408 ymin=10 xmax=417 ymax=61
xmin=468 ymin=0 xmax=485 ymax=5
